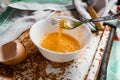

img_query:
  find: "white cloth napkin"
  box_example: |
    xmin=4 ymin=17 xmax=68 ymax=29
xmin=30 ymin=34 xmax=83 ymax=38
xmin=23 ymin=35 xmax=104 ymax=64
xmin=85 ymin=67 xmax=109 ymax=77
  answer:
xmin=0 ymin=10 xmax=52 ymax=46
xmin=73 ymin=0 xmax=117 ymax=30
xmin=0 ymin=0 xmax=75 ymax=46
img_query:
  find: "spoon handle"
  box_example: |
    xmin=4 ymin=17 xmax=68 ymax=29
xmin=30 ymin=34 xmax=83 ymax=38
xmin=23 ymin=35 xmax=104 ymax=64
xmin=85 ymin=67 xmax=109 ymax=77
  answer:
xmin=85 ymin=13 xmax=120 ymax=22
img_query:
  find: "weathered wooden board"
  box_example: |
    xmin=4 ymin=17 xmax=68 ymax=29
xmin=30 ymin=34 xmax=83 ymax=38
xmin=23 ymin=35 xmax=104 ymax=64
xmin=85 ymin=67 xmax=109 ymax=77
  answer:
xmin=0 ymin=9 xmax=111 ymax=80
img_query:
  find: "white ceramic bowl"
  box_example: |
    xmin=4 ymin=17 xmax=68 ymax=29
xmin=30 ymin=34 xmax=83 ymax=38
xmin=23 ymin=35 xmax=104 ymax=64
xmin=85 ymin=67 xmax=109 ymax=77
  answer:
xmin=30 ymin=16 xmax=92 ymax=62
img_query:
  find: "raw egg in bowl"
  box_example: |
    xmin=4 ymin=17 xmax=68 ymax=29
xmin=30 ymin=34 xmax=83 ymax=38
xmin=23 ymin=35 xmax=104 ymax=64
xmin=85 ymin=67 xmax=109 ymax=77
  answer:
xmin=30 ymin=16 xmax=92 ymax=62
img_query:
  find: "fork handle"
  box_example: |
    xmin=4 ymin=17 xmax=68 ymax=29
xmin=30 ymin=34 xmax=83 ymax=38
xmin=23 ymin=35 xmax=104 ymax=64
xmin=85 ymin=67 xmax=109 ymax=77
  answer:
xmin=87 ymin=13 xmax=120 ymax=22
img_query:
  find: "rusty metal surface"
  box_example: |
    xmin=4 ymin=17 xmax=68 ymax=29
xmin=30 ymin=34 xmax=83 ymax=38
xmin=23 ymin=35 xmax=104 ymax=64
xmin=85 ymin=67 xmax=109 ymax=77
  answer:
xmin=97 ymin=26 xmax=115 ymax=80
xmin=86 ymin=26 xmax=112 ymax=80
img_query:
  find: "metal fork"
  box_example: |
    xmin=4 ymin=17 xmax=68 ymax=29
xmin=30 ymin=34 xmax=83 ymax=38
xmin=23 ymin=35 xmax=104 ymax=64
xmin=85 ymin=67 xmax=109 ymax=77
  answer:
xmin=51 ymin=13 xmax=120 ymax=30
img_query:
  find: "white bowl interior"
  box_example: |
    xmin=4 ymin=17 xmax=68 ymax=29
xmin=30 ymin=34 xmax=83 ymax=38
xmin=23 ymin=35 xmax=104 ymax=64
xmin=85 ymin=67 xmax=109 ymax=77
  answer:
xmin=30 ymin=16 xmax=92 ymax=62
xmin=30 ymin=17 xmax=91 ymax=49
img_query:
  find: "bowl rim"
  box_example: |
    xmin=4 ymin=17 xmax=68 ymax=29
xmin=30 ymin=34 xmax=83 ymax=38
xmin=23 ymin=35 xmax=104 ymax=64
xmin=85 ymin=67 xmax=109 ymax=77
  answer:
xmin=29 ymin=17 xmax=92 ymax=55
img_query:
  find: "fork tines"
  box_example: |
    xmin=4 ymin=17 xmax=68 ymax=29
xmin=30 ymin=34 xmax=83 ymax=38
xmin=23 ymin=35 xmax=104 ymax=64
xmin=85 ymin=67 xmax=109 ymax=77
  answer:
xmin=51 ymin=18 xmax=61 ymax=26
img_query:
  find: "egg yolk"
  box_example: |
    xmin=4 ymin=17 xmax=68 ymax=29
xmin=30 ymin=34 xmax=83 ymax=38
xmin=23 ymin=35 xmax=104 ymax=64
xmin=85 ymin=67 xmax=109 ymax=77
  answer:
xmin=40 ymin=20 xmax=80 ymax=53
